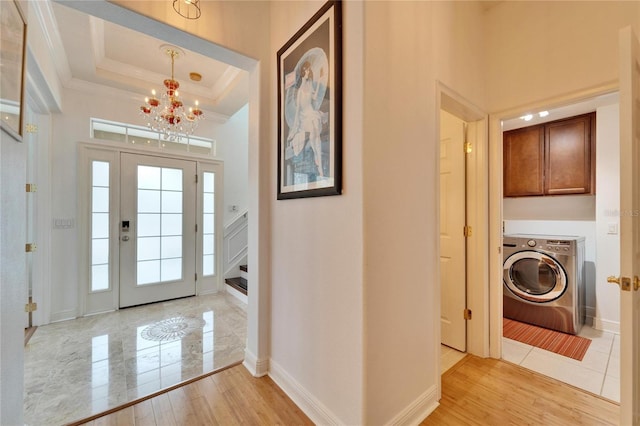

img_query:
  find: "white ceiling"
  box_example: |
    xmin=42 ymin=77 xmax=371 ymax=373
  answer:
xmin=48 ymin=1 xmax=249 ymax=120
xmin=502 ymin=92 xmax=619 ymax=131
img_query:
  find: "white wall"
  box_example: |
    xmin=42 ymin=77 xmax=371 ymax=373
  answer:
xmin=595 ymin=103 xmax=620 ymax=332
xmin=0 ymin=121 xmax=27 ymax=426
xmin=214 ymin=103 xmax=249 ymax=225
xmin=485 ymin=1 xmax=640 ymax=113
xmin=363 ymin=1 xmax=487 ymax=423
xmin=269 ymin=2 xmax=364 ymax=424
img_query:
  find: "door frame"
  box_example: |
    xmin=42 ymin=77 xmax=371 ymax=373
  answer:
xmin=77 ymin=142 xmax=224 ymax=315
xmin=436 ymin=82 xmax=490 ymax=369
xmin=487 ymin=83 xmax=619 ymax=358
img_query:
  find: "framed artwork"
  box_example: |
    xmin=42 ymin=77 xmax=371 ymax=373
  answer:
xmin=277 ymin=0 xmax=342 ymax=200
xmin=0 ymin=0 xmax=27 ymax=142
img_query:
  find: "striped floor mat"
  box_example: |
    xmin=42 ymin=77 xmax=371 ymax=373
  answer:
xmin=503 ymin=318 xmax=591 ymax=361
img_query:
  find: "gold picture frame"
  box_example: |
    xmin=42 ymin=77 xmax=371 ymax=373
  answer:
xmin=0 ymin=0 xmax=27 ymax=142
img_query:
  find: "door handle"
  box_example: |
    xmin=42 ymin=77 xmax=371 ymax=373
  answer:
xmin=607 ymin=275 xmax=640 ymax=291
xmin=122 ymin=235 xmax=130 ymax=242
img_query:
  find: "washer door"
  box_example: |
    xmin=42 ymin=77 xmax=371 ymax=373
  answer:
xmin=503 ymin=250 xmax=567 ymax=303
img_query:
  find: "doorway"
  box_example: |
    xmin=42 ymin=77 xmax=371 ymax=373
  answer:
xmin=118 ymin=153 xmax=198 ymax=307
xmin=80 ymin=146 xmax=224 ymax=313
xmin=437 ymin=83 xmax=490 ymax=371
xmin=492 ymin=90 xmax=622 ymax=401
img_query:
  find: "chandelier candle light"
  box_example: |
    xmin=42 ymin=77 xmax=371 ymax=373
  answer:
xmin=140 ymin=45 xmax=203 ymax=141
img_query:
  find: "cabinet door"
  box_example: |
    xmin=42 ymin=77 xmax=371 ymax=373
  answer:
xmin=544 ymin=113 xmax=594 ymax=195
xmin=503 ymin=125 xmax=545 ymax=197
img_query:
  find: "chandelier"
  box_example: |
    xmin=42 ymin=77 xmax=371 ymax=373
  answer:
xmin=140 ymin=45 xmax=203 ymax=141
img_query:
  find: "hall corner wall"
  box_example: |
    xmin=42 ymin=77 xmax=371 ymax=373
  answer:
xmin=362 ymin=1 xmax=487 ymax=423
xmin=268 ymin=2 xmax=364 ymax=424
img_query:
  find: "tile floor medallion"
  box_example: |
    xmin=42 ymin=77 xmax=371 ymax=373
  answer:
xmin=23 ymin=293 xmax=247 ymax=426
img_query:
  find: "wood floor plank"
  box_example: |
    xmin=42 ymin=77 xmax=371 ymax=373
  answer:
xmin=133 ymin=399 xmax=156 ymax=426
xmin=420 ymin=355 xmax=619 ymax=426
xmin=149 ymin=393 xmax=177 ymax=426
xmin=75 ymin=357 xmax=619 ymax=426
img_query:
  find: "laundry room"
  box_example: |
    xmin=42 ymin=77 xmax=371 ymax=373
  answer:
xmin=501 ymin=92 xmax=622 ymax=400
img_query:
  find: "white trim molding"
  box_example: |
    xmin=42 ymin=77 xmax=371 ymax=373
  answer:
xmin=243 ymin=348 xmax=269 ymax=377
xmin=268 ymin=358 xmax=342 ymax=426
xmin=385 ymin=385 xmax=439 ymax=426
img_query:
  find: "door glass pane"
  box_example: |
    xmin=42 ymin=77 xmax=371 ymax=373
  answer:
xmin=202 ymin=172 xmax=216 ymax=277
xmin=161 ymin=258 xmax=182 ymax=281
xmin=203 ymin=255 xmax=214 ymax=276
xmin=92 ymin=187 xmax=109 ymax=212
xmin=138 ymin=214 xmax=160 ymax=237
xmin=161 ymin=191 xmax=182 ymax=213
xmin=161 ymin=213 xmax=182 ymax=235
xmin=162 ymin=168 xmax=182 ymax=191
xmin=91 ymin=161 xmax=110 ymax=292
xmin=136 ymin=165 xmax=184 ymax=286
xmin=161 ymin=236 xmax=182 ymax=259
xmin=138 ymin=190 xmax=160 ymax=213
xmin=92 ymin=239 xmax=109 ymax=265
xmin=138 ymin=166 xmax=161 ymax=189
xmin=511 ymin=258 xmax=556 ymax=295
xmin=138 ymin=260 xmax=160 ymax=285
xmin=138 ymin=236 xmax=161 ymax=261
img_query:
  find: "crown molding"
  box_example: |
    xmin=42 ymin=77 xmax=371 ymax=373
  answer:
xmin=31 ymin=0 xmax=72 ymax=84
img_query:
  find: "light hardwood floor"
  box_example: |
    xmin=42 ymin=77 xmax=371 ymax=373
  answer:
xmin=70 ymin=363 xmax=312 ymax=426
xmin=422 ymin=355 xmax=619 ymax=425
xmin=72 ymin=355 xmax=619 ymax=425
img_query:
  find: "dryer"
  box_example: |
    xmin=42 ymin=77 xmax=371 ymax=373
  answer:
xmin=503 ymin=234 xmax=585 ymax=335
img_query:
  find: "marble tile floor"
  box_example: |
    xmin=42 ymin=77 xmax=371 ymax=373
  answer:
xmin=502 ymin=325 xmax=620 ymax=403
xmin=24 ymin=293 xmax=247 ymax=426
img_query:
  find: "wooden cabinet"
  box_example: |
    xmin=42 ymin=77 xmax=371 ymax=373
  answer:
xmin=503 ymin=112 xmax=595 ymax=197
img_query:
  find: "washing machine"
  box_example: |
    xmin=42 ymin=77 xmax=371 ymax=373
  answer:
xmin=503 ymin=234 xmax=585 ymax=335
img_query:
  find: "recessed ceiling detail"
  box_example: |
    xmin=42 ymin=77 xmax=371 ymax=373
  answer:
xmin=48 ymin=1 xmax=249 ymax=119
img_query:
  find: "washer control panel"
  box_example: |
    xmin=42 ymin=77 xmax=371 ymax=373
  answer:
xmin=518 ymin=238 xmax=572 ymax=253
xmin=545 ymin=239 xmax=572 ymax=253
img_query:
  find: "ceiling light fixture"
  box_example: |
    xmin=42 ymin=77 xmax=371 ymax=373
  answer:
xmin=173 ymin=0 xmax=201 ymax=20
xmin=140 ymin=45 xmax=203 ymax=141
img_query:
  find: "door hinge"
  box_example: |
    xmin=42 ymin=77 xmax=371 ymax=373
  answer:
xmin=464 ymin=142 xmax=472 ymax=154
xmin=464 ymin=308 xmax=472 ymax=320
xmin=195 ymin=224 xmax=198 ymax=232
xmin=25 ymin=302 xmax=38 ymax=313
xmin=195 ymin=174 xmax=198 ymax=184
xmin=195 ymin=273 xmax=198 ymax=281
xmin=463 ymin=226 xmax=472 ymax=237
xmin=25 ymin=243 xmax=37 ymax=253
xmin=26 ymin=183 xmax=37 ymax=193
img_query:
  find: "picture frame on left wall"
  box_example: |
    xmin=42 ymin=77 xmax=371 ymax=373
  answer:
xmin=277 ymin=0 xmax=342 ymax=200
xmin=0 ymin=0 xmax=27 ymax=142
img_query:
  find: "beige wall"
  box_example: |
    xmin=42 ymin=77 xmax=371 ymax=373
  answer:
xmin=485 ymin=1 xmax=640 ymax=112
xmin=269 ymin=2 xmax=365 ymax=424
xmin=363 ymin=1 xmax=486 ymax=422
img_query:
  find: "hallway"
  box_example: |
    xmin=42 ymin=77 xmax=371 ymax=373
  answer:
xmin=23 ymin=293 xmax=246 ymax=426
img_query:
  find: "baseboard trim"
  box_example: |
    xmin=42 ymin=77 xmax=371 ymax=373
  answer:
xmin=593 ymin=317 xmax=620 ymax=334
xmin=385 ymin=384 xmax=439 ymax=426
xmin=243 ymin=348 xmax=269 ymax=377
xmin=269 ymin=358 xmax=343 ymax=425
xmin=50 ymin=309 xmax=77 ymax=323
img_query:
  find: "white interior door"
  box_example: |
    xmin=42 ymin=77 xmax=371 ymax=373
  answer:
xmin=618 ymin=26 xmax=640 ymax=426
xmin=119 ymin=153 xmax=197 ymax=308
xmin=440 ymin=109 xmax=467 ymax=352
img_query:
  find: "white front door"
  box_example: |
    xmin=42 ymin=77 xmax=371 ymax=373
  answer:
xmin=119 ymin=153 xmax=197 ymax=308
xmin=618 ymin=26 xmax=640 ymax=426
xmin=440 ymin=109 xmax=467 ymax=352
